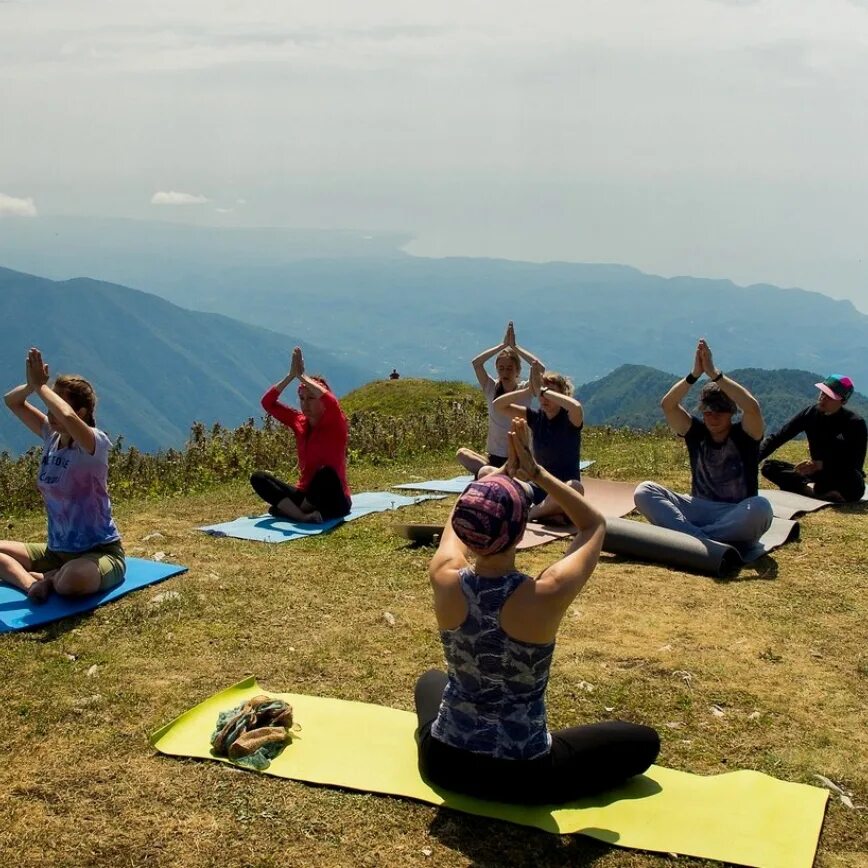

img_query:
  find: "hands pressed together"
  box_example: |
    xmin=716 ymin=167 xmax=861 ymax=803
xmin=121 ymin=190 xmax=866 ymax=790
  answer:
xmin=503 ymin=321 xmax=516 ymax=348
xmin=26 ymin=347 xmax=50 ymax=391
xmin=288 ymin=346 xmax=305 ymax=380
xmin=506 ymin=418 xmax=540 ymax=482
xmin=692 ymin=339 xmax=718 ymax=379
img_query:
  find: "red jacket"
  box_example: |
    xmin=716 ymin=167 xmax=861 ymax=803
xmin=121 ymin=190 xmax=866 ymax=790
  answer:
xmin=261 ymin=386 xmax=351 ymax=498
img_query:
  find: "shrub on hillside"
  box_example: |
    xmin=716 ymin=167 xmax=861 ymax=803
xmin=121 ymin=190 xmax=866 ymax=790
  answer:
xmin=0 ymin=399 xmax=488 ymax=516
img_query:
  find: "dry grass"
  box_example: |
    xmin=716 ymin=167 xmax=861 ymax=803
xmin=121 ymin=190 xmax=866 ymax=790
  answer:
xmin=0 ymin=439 xmax=866 ymax=867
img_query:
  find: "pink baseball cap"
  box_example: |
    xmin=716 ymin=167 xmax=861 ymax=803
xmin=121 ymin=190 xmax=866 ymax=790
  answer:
xmin=815 ymin=374 xmax=854 ymax=402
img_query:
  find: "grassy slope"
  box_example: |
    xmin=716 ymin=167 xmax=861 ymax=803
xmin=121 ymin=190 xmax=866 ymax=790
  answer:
xmin=342 ymin=378 xmax=483 ymax=417
xmin=0 ymin=431 xmax=866 ymax=867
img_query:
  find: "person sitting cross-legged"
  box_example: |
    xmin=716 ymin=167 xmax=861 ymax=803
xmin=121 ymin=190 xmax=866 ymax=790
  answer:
xmin=456 ymin=321 xmax=543 ymax=477
xmin=488 ymin=360 xmax=585 ymax=524
xmin=415 ymin=419 xmax=660 ymax=805
xmin=1 ymin=348 xmax=126 ymax=603
xmin=759 ymin=374 xmax=866 ymax=503
xmin=633 ymin=339 xmax=773 ymax=545
xmin=250 ymin=346 xmax=352 ymax=523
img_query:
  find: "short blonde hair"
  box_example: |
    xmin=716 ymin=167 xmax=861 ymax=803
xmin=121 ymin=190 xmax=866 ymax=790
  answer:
xmin=542 ymin=371 xmax=574 ymax=396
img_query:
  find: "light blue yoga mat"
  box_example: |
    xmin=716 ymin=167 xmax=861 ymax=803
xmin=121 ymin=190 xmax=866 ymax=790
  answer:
xmin=0 ymin=557 xmax=188 ymax=634
xmin=199 ymin=491 xmax=444 ymax=543
xmin=393 ymin=461 xmax=595 ymax=494
xmin=392 ymin=475 xmax=475 ymax=493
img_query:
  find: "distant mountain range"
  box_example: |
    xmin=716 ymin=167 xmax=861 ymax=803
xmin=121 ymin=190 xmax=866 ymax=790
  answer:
xmin=578 ymin=364 xmax=868 ymax=432
xmin=1 ymin=217 xmax=865 ymax=387
xmin=0 ymin=267 xmax=371 ymax=454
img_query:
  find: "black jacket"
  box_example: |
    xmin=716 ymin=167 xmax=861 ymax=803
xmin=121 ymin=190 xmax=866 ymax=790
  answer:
xmin=759 ymin=405 xmax=867 ymax=478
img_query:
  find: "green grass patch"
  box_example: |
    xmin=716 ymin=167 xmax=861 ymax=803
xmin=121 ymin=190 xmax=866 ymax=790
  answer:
xmin=0 ymin=386 xmax=865 ymax=867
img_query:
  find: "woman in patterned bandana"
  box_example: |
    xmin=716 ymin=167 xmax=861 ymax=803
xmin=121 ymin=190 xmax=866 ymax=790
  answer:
xmin=1 ymin=347 xmax=124 ymax=603
xmin=414 ymin=419 xmax=659 ymax=804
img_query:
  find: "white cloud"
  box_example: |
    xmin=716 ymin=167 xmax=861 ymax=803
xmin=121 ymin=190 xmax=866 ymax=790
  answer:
xmin=150 ymin=190 xmax=210 ymax=205
xmin=0 ymin=193 xmax=37 ymax=217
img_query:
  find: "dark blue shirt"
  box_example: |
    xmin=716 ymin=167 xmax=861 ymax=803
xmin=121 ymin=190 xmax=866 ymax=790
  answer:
xmin=526 ymin=407 xmax=583 ymax=482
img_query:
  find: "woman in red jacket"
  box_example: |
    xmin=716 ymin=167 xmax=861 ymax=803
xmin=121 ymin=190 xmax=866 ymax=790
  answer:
xmin=251 ymin=347 xmax=352 ymax=522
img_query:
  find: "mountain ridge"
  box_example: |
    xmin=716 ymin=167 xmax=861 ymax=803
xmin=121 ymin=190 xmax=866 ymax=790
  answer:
xmin=0 ymin=266 xmax=371 ymax=454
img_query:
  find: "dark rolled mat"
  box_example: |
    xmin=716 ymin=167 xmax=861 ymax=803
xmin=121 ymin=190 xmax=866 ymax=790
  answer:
xmin=603 ymin=517 xmax=800 ymax=578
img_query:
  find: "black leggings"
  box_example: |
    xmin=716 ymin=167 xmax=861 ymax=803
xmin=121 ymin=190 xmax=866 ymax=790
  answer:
xmin=414 ymin=670 xmax=660 ymax=805
xmin=250 ymin=468 xmax=352 ymax=520
xmin=761 ymin=459 xmax=866 ymax=502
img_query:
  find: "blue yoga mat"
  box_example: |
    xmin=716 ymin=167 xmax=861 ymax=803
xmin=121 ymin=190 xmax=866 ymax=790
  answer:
xmin=199 ymin=491 xmax=444 ymax=543
xmin=0 ymin=557 xmax=188 ymax=634
xmin=393 ymin=461 xmax=595 ymax=493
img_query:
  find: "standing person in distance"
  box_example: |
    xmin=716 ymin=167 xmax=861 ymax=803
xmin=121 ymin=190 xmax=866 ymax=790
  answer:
xmin=759 ymin=374 xmax=866 ymax=502
xmin=415 ymin=419 xmax=660 ymax=804
xmin=456 ymin=321 xmax=543 ymax=477
xmin=0 ymin=348 xmax=125 ymax=602
xmin=251 ymin=346 xmax=352 ymax=523
xmin=634 ymin=339 xmax=773 ymax=544
xmin=491 ymin=360 xmax=585 ymax=523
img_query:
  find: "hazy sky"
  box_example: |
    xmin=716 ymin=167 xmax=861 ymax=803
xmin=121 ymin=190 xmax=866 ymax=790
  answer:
xmin=3 ymin=0 xmax=868 ymax=310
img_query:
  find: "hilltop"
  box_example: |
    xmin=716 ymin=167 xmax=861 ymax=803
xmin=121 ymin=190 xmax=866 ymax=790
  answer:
xmin=341 ymin=378 xmax=481 ymax=417
xmin=1 ymin=412 xmax=864 ymax=867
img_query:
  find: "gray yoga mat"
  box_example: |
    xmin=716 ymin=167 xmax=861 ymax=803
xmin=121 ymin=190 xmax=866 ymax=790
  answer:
xmin=763 ymin=487 xmax=868 ymax=520
xmin=603 ymin=517 xmax=800 ymax=577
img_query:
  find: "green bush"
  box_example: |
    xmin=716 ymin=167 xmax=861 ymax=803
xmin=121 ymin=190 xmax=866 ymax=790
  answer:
xmin=0 ymin=397 xmax=488 ymax=517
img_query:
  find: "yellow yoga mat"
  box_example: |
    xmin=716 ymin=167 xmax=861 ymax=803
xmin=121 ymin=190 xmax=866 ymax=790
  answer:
xmin=151 ymin=678 xmax=827 ymax=868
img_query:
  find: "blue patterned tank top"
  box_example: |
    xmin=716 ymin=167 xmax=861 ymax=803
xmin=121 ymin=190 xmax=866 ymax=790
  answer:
xmin=431 ymin=568 xmax=555 ymax=760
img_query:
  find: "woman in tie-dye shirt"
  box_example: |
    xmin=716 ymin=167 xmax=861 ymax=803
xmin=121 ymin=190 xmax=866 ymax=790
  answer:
xmin=0 ymin=348 xmax=124 ymax=603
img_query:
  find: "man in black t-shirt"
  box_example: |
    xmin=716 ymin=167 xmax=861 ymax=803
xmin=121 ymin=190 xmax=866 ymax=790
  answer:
xmin=634 ymin=340 xmax=773 ymax=545
xmin=760 ymin=374 xmax=866 ymax=502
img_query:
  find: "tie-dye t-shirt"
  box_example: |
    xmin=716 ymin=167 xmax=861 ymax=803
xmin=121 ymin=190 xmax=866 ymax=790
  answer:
xmin=36 ymin=423 xmax=121 ymax=553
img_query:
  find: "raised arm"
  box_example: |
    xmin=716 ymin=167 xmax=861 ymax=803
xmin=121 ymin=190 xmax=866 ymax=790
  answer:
xmin=514 ymin=344 xmax=543 ymax=369
xmin=28 ymin=349 xmax=96 ymax=454
xmin=510 ymin=322 xmax=544 ymax=369
xmin=509 ymin=420 xmax=604 ymax=606
xmin=4 ymin=350 xmax=48 ymax=439
xmin=660 ymin=343 xmax=703 ymax=436
xmin=261 ymin=347 xmax=304 ymax=426
xmin=540 ymin=386 xmax=583 ymax=428
xmin=470 ymin=322 xmax=513 ymax=389
xmin=700 ymin=340 xmax=764 ymax=440
xmin=492 ymin=359 xmax=542 ymax=419
xmin=272 ymin=347 xmax=303 ymax=395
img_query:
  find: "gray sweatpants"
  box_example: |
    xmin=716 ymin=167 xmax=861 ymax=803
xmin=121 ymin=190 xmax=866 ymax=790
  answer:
xmin=633 ymin=481 xmax=773 ymax=545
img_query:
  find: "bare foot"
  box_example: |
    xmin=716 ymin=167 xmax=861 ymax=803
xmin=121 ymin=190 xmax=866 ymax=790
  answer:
xmin=27 ymin=578 xmax=52 ymax=603
xmin=306 ymin=511 xmax=323 ymax=524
